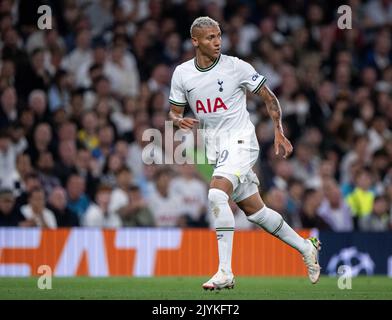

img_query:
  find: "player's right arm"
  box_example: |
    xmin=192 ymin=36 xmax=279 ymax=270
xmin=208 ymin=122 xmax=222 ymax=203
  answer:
xmin=168 ymin=66 xmax=199 ymax=130
xmin=169 ymin=104 xmax=199 ymax=130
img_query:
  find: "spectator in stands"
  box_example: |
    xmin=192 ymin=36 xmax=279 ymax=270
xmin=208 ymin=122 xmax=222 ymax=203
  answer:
xmin=307 ymin=80 xmax=334 ymax=134
xmin=359 ymin=192 xmax=391 ymax=232
xmin=345 ymin=168 xmax=376 ymax=229
xmin=126 ymin=124 xmax=161 ymax=181
xmin=57 ymin=121 xmax=78 ymax=144
xmin=147 ymin=64 xmax=171 ymax=96
xmin=170 ymin=163 xmax=208 ymax=227
xmin=1 ymin=27 xmax=28 ymax=68
xmin=365 ymin=27 xmax=391 ymax=74
xmin=18 ymin=106 xmax=34 ymax=135
xmin=0 ymin=86 xmax=18 ymax=129
xmin=318 ymin=178 xmax=353 ymax=232
xmin=118 ymin=185 xmax=155 ymax=227
xmin=162 ymin=32 xmax=183 ymax=67
xmin=78 ymin=111 xmax=100 ymax=151
xmin=0 ymin=188 xmax=24 ymax=226
xmin=75 ymin=41 xmax=108 ymax=89
xmin=48 ymin=186 xmax=79 ymax=227
xmin=359 ymin=195 xmax=390 ymax=232
xmin=85 ymin=75 xmax=121 ymax=111
xmin=353 ymin=99 xmax=374 ymax=137
xmin=299 ymin=188 xmax=331 ymax=230
xmin=36 ymin=151 xmax=61 ymax=196
xmin=66 ymin=174 xmax=90 ymax=219
xmin=148 ymin=167 xmax=186 ymax=227
xmin=270 ymin=158 xmax=294 ymax=191
xmin=368 ymin=116 xmax=392 ymax=154
xmin=68 ymin=89 xmax=85 ymax=123
xmin=92 ymin=124 xmax=115 ymax=168
xmin=15 ymin=48 xmax=51 ymax=100
xmin=110 ymin=97 xmax=136 ymax=138
xmin=340 ymin=135 xmax=372 ymax=185
xmin=290 ymin=140 xmax=320 ymax=187
xmin=371 ymin=149 xmax=390 ymax=194
xmin=0 ymin=61 xmax=15 ymax=93
xmin=364 ymin=0 xmax=392 ymax=28
xmin=15 ymin=172 xmax=41 ymax=208
xmin=113 ymin=139 xmax=131 ymax=166
xmin=26 ymin=122 xmax=54 ymax=165
xmin=286 ymin=179 xmax=305 ymax=229
xmin=100 ymin=153 xmax=123 ymax=188
xmin=82 ymin=184 xmax=121 ymax=228
xmin=73 ymin=147 xmax=100 ymax=198
xmin=0 ymin=130 xmax=24 ymax=190
xmin=108 ymin=167 xmax=133 ymax=215
xmin=106 ymin=41 xmax=140 ymax=97
xmin=95 ymin=99 xmax=115 ymax=129
xmin=61 ymin=29 xmax=93 ymax=76
xmin=20 ymin=187 xmax=57 ymax=228
xmin=48 ymin=69 xmax=71 ymax=113
xmin=28 ymin=89 xmax=50 ymax=124
xmin=84 ymin=0 xmax=114 ymax=38
xmin=9 ymin=153 xmax=33 ymax=197
xmin=53 ymin=140 xmax=77 ymax=186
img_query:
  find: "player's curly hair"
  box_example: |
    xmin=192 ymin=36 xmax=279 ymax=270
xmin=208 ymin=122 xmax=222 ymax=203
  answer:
xmin=190 ymin=16 xmax=219 ymax=37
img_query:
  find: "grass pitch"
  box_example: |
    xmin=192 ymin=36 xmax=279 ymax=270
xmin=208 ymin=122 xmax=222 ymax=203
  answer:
xmin=0 ymin=276 xmax=391 ymax=300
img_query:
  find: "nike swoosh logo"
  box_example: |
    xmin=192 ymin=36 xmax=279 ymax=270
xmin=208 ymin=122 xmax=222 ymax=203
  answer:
xmin=215 ymin=164 xmax=224 ymax=169
xmin=187 ymin=88 xmax=196 ymax=93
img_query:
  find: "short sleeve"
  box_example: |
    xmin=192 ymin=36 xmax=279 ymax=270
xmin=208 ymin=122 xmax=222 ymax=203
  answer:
xmin=169 ymin=66 xmax=187 ymax=107
xmin=236 ymin=58 xmax=266 ymax=94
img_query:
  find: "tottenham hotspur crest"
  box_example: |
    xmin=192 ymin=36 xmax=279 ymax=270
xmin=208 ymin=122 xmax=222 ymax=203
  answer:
xmin=217 ymin=79 xmax=223 ymax=92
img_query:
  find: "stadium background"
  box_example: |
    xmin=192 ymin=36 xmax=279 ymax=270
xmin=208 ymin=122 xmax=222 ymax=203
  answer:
xmin=0 ymin=0 xmax=391 ymax=291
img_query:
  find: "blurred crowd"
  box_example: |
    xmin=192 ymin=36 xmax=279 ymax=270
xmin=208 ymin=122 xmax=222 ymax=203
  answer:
xmin=0 ymin=0 xmax=391 ymax=231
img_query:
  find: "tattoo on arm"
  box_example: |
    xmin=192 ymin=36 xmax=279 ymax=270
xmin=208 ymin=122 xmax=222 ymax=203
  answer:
xmin=258 ymin=86 xmax=283 ymax=131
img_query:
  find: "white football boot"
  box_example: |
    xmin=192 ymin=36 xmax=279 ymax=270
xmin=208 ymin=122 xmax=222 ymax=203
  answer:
xmin=302 ymin=237 xmax=322 ymax=284
xmin=202 ymin=269 xmax=235 ymax=291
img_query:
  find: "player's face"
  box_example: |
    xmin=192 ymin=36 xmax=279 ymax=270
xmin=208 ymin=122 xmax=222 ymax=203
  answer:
xmin=192 ymin=26 xmax=221 ymax=60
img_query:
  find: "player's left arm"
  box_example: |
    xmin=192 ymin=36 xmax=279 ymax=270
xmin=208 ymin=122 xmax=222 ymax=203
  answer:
xmin=257 ymin=85 xmax=293 ymax=159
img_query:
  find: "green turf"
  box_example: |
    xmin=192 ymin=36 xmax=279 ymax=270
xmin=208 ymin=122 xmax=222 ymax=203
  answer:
xmin=0 ymin=276 xmax=391 ymax=300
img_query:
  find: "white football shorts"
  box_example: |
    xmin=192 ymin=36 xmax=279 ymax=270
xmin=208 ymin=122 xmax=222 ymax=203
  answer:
xmin=210 ymin=131 xmax=260 ymax=203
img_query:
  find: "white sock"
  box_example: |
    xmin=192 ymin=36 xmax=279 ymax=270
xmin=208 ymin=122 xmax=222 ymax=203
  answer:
xmin=247 ymin=206 xmax=309 ymax=254
xmin=208 ymin=188 xmax=234 ymax=274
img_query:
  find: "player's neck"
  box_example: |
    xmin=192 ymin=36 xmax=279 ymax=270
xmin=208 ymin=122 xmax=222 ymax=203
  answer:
xmin=195 ymin=52 xmax=218 ymax=69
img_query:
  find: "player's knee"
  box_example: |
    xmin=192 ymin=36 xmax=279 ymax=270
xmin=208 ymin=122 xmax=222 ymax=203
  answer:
xmin=208 ymin=188 xmax=229 ymax=206
xmin=247 ymin=205 xmax=272 ymax=224
xmin=247 ymin=206 xmax=283 ymax=233
xmin=209 ymin=188 xmax=233 ymax=227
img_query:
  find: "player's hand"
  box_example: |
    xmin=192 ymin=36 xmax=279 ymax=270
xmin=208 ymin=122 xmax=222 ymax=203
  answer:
xmin=274 ymin=129 xmax=293 ymax=159
xmin=179 ymin=118 xmax=199 ymax=130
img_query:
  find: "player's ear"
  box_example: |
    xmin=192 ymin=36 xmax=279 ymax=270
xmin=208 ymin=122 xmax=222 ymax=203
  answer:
xmin=191 ymin=36 xmax=199 ymax=48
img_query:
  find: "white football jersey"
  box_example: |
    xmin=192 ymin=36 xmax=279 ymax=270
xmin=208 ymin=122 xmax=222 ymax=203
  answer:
xmin=169 ymin=54 xmax=266 ymax=161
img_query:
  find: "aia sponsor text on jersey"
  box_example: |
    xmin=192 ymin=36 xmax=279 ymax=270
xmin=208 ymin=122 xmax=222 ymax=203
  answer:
xmin=196 ymin=97 xmax=227 ymax=113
